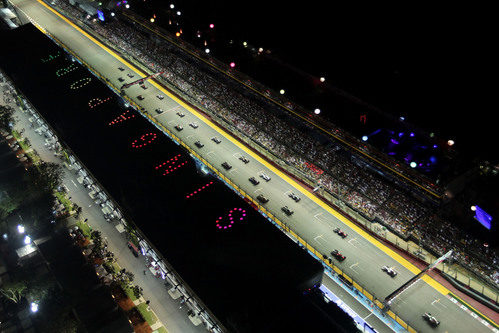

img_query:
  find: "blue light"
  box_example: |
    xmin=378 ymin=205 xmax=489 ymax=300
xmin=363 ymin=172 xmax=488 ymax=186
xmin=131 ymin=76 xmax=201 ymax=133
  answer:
xmin=475 ymin=206 xmax=492 ymax=230
xmin=97 ymin=10 xmax=105 ymax=21
xmin=390 ymin=138 xmax=399 ymax=145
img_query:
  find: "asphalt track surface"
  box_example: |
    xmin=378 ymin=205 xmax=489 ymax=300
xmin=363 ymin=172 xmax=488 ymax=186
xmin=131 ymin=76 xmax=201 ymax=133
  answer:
xmin=8 ymin=1 xmax=497 ymax=332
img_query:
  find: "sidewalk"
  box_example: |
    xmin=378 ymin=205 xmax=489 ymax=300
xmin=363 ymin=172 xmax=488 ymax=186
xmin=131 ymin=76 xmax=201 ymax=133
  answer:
xmin=1 ymin=82 xmax=205 ymax=333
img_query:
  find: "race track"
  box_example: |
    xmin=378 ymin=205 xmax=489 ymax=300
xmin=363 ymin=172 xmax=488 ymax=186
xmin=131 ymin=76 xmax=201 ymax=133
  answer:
xmin=8 ymin=1 xmax=497 ymax=331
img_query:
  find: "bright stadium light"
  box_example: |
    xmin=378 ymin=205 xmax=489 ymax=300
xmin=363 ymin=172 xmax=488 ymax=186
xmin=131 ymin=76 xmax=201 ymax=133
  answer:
xmin=362 ymin=135 xmax=368 ymax=141
xmin=170 ymin=4 xmax=175 ymax=9
xmin=24 ymin=235 xmax=31 ymax=245
xmin=150 ymin=18 xmax=155 ymax=23
xmin=205 ymin=48 xmax=210 ymax=53
xmin=31 ymin=302 xmax=39 ymax=313
xmin=125 ymin=3 xmax=130 ymax=8
xmin=314 ymin=108 xmax=321 ymax=115
xmin=410 ymin=161 xmax=417 ymax=168
xmin=447 ymin=139 xmax=455 ymax=146
xmin=176 ymin=11 xmax=181 ymax=16
xmin=279 ymin=89 xmax=285 ymax=95
xmin=243 ymin=41 xmax=248 ymax=47
xmin=471 ymin=205 xmax=477 ymax=211
xmin=229 ymin=62 xmax=235 ymax=68
xmin=110 ymin=12 xmax=115 ymax=17
xmin=209 ymin=23 xmax=214 ymax=29
xmin=320 ymin=77 xmax=325 ymax=82
xmin=17 ymin=224 xmax=25 ymax=234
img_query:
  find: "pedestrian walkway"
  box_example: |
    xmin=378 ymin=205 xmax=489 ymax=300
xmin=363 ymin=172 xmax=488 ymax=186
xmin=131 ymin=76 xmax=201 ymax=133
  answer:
xmin=1 ymin=82 xmax=204 ymax=333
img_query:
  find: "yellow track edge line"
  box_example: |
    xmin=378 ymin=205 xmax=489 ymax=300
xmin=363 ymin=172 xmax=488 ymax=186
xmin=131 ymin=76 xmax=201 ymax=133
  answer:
xmin=34 ymin=0 xmax=496 ymax=324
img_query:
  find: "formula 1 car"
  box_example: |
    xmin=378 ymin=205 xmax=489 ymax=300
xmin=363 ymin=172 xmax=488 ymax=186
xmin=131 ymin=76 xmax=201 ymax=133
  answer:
xmin=331 ymin=249 xmax=346 ymax=262
xmin=334 ymin=228 xmax=348 ymax=238
xmin=422 ymin=312 xmax=440 ymax=327
xmin=381 ymin=266 xmax=398 ymax=277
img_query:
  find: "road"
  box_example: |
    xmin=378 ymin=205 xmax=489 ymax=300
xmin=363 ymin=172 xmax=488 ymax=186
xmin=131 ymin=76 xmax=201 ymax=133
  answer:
xmin=6 ymin=0 xmax=497 ymax=332
xmin=1 ymin=82 xmax=205 ymax=332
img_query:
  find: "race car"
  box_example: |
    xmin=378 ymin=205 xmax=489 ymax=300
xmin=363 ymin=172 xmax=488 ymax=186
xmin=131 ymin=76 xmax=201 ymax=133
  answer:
xmin=256 ymin=194 xmax=269 ymax=203
xmin=176 ymin=111 xmax=185 ymax=117
xmin=211 ymin=137 xmax=221 ymax=144
xmin=259 ymin=173 xmax=271 ymax=182
xmin=249 ymin=177 xmax=259 ymax=185
xmin=155 ymin=108 xmax=163 ymax=114
xmin=422 ymin=312 xmax=440 ymax=327
xmin=137 ymin=95 xmax=144 ymax=100
xmin=381 ymin=266 xmax=397 ymax=277
xmin=118 ymin=77 xmax=125 ymax=82
xmin=194 ymin=141 xmax=204 ymax=148
xmin=239 ymin=155 xmax=250 ymax=164
xmin=174 ymin=125 xmax=183 ymax=131
xmin=118 ymin=67 xmax=125 ymax=71
xmin=281 ymin=206 xmax=294 ymax=216
xmin=222 ymin=162 xmax=232 ymax=170
xmin=127 ymin=73 xmax=134 ymax=78
xmin=141 ymin=84 xmax=148 ymax=90
xmin=288 ymin=192 xmax=301 ymax=202
xmin=331 ymin=249 xmax=346 ymax=262
xmin=334 ymin=228 xmax=348 ymax=238
xmin=156 ymin=94 xmax=164 ymax=100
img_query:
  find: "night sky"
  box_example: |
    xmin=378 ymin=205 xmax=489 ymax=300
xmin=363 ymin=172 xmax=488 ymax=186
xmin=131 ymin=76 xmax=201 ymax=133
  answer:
xmin=130 ymin=1 xmax=495 ymax=162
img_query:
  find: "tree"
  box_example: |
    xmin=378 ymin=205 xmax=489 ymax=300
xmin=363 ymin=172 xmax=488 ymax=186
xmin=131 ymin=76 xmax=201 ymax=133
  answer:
xmin=0 ymin=280 xmax=27 ymax=303
xmin=27 ymin=162 xmax=63 ymax=192
xmin=132 ymin=285 xmax=143 ymax=299
xmin=0 ymin=104 xmax=14 ymax=131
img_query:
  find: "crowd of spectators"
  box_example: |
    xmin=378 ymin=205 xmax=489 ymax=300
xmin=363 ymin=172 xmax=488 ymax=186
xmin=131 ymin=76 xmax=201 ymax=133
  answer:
xmin=55 ymin=1 xmax=499 ymax=289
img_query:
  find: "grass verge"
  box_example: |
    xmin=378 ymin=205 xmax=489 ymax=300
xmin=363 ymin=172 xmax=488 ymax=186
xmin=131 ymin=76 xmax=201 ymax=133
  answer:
xmin=76 ymin=220 xmax=92 ymax=238
xmin=136 ymin=303 xmax=158 ymax=325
